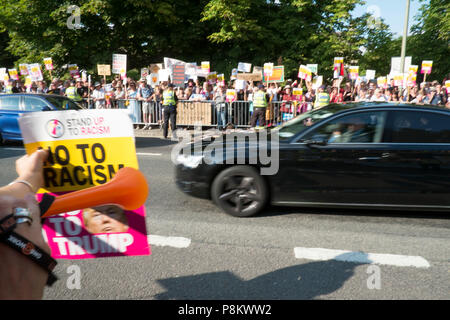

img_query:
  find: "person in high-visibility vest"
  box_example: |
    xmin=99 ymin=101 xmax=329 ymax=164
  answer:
xmin=314 ymin=85 xmax=330 ymax=109
xmin=162 ymin=83 xmax=178 ymax=139
xmin=250 ymin=84 xmax=270 ymax=129
xmin=65 ymin=80 xmax=82 ymax=102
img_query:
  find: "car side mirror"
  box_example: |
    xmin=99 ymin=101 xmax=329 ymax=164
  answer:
xmin=41 ymin=106 xmax=51 ymax=111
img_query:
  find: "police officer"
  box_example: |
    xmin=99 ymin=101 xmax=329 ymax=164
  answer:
xmin=65 ymin=80 xmax=82 ymax=102
xmin=314 ymin=85 xmax=330 ymax=109
xmin=162 ymin=83 xmax=178 ymax=139
xmin=250 ymin=84 xmax=270 ymax=129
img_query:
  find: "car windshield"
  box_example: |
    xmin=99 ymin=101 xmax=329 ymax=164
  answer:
xmin=274 ymin=104 xmax=355 ymax=140
xmin=45 ymin=96 xmax=82 ymax=110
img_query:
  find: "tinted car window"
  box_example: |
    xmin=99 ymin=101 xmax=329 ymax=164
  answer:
xmin=45 ymin=97 xmax=81 ymax=110
xmin=386 ymin=110 xmax=450 ymax=143
xmin=275 ymin=104 xmax=355 ymax=141
xmin=302 ymin=111 xmax=387 ymax=143
xmin=24 ymin=97 xmax=49 ymax=111
xmin=0 ymin=96 xmax=20 ymax=111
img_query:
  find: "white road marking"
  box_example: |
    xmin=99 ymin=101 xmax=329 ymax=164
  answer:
xmin=137 ymin=152 xmax=163 ymax=156
xmin=148 ymin=235 xmax=191 ymax=248
xmin=3 ymin=147 xmax=24 ymax=151
xmin=294 ymin=247 xmax=430 ymax=268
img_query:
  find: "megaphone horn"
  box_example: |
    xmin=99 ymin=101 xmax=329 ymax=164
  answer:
xmin=40 ymin=167 xmax=149 ymax=218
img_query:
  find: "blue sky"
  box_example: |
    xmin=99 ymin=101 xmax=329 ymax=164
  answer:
xmin=351 ymin=0 xmax=426 ymax=36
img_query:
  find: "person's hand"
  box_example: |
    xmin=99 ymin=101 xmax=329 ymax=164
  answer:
xmin=15 ymin=149 xmax=48 ymax=193
xmin=0 ymin=194 xmax=50 ymax=299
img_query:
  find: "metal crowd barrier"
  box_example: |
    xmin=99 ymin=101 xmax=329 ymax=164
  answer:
xmin=80 ymin=98 xmax=312 ymax=128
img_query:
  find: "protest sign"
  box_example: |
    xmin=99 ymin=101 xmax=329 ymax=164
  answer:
xmin=293 ymin=88 xmax=303 ymax=96
xmin=68 ymin=64 xmax=79 ymax=78
xmin=253 ymin=66 xmax=263 ymax=75
xmin=263 ymin=65 xmax=284 ymax=83
xmin=18 ymin=64 xmax=28 ymax=76
xmin=8 ymin=69 xmax=19 ymax=81
xmin=390 ymin=56 xmax=412 ymax=74
xmin=306 ymin=64 xmax=318 ymax=74
xmin=365 ymin=70 xmax=376 ymax=80
xmin=27 ymin=63 xmax=43 ymax=81
xmin=312 ymin=76 xmax=323 ymax=90
xmin=377 ymin=76 xmax=387 ymax=89
xmin=237 ymin=62 xmax=252 ymax=73
xmin=185 ymin=63 xmax=197 ymax=79
xmin=158 ymin=69 xmax=170 ymax=82
xmin=349 ymin=66 xmax=359 ymax=80
xmin=201 ymin=61 xmax=210 ymax=74
xmin=24 ymin=76 xmax=32 ymax=88
xmin=421 ymin=60 xmax=433 ymax=74
xmin=230 ymin=68 xmax=238 ymax=81
xmin=217 ymin=73 xmax=225 ymax=82
xmin=18 ymin=109 xmax=150 ymax=259
xmin=147 ymin=73 xmax=159 ymax=87
xmin=207 ymin=71 xmax=217 ymax=84
xmin=172 ymin=64 xmax=186 ymax=87
xmin=97 ymin=64 xmax=111 ymax=76
xmin=235 ymin=79 xmax=247 ymax=90
xmin=445 ymin=80 xmax=450 ymax=94
xmin=237 ymin=73 xmax=262 ymax=82
xmin=141 ymin=68 xmax=149 ymax=79
xmin=44 ymin=58 xmax=54 ymax=71
xmin=334 ymin=57 xmax=344 ymax=68
xmin=226 ymin=89 xmax=236 ymax=102
xmin=112 ymin=54 xmax=127 ymax=74
xmin=264 ymin=63 xmax=274 ymax=77
xmin=393 ymin=73 xmax=406 ymax=87
xmin=298 ymin=65 xmax=312 ymax=81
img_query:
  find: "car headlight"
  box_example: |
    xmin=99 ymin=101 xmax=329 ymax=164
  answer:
xmin=176 ymin=154 xmax=204 ymax=168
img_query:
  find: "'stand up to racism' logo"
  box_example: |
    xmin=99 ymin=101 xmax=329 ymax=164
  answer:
xmin=46 ymin=119 xmax=65 ymax=138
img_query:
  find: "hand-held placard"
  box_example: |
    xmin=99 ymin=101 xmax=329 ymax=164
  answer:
xmin=40 ymin=167 xmax=148 ymax=218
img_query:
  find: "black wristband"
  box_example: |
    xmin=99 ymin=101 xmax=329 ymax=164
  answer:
xmin=0 ymin=230 xmax=58 ymax=286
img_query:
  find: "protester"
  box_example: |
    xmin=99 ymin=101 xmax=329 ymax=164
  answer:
xmin=250 ymin=84 xmax=270 ymax=129
xmin=137 ymin=78 xmax=154 ymax=129
xmin=126 ymin=81 xmax=140 ymax=126
xmin=213 ymin=84 xmax=228 ymax=130
xmin=0 ymin=149 xmax=52 ymax=300
xmin=92 ymin=82 xmax=106 ymax=109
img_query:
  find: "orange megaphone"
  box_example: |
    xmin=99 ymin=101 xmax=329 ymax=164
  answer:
xmin=40 ymin=167 xmax=149 ymax=218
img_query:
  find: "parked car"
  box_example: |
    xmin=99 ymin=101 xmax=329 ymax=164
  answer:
xmin=175 ymin=102 xmax=450 ymax=217
xmin=0 ymin=93 xmax=82 ymax=143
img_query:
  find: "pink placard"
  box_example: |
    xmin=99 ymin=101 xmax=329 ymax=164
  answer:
xmin=38 ymin=193 xmax=151 ymax=259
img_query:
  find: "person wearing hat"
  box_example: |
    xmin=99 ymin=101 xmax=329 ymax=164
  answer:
xmin=137 ymin=78 xmax=154 ymax=129
xmin=162 ymin=83 xmax=178 ymax=139
xmin=92 ymin=82 xmax=106 ymax=109
xmin=250 ymin=84 xmax=270 ymax=129
xmin=314 ymin=85 xmax=330 ymax=109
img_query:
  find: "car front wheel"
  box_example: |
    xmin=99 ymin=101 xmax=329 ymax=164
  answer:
xmin=211 ymin=166 xmax=268 ymax=217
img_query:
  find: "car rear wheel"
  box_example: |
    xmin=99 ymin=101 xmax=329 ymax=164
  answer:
xmin=211 ymin=166 xmax=268 ymax=217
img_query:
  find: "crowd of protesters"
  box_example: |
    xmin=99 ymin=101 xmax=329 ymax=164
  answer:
xmin=1 ymin=72 xmax=449 ymax=130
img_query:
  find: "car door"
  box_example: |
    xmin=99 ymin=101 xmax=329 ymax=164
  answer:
xmin=378 ymin=109 xmax=450 ymax=208
xmin=0 ymin=95 xmax=22 ymax=141
xmin=272 ymin=109 xmax=391 ymax=206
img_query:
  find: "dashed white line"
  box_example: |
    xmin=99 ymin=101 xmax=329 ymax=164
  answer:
xmin=294 ymin=247 xmax=430 ymax=268
xmin=148 ymin=235 xmax=191 ymax=248
xmin=137 ymin=152 xmax=163 ymax=156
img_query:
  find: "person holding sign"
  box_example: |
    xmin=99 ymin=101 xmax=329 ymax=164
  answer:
xmin=162 ymin=83 xmax=178 ymax=139
xmin=314 ymin=86 xmax=330 ymax=109
xmin=0 ymin=149 xmax=54 ymax=299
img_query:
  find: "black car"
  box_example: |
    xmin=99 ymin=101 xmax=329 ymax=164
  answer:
xmin=175 ymin=102 xmax=450 ymax=217
xmin=0 ymin=93 xmax=82 ymax=143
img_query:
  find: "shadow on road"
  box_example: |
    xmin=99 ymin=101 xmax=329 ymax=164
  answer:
xmin=155 ymin=253 xmax=367 ymax=300
xmin=259 ymin=204 xmax=450 ymax=221
xmin=135 ymin=137 xmax=178 ymax=149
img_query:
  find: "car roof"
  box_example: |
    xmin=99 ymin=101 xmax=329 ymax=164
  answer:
xmin=0 ymin=93 xmax=69 ymax=99
xmin=328 ymin=102 xmax=450 ymax=114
